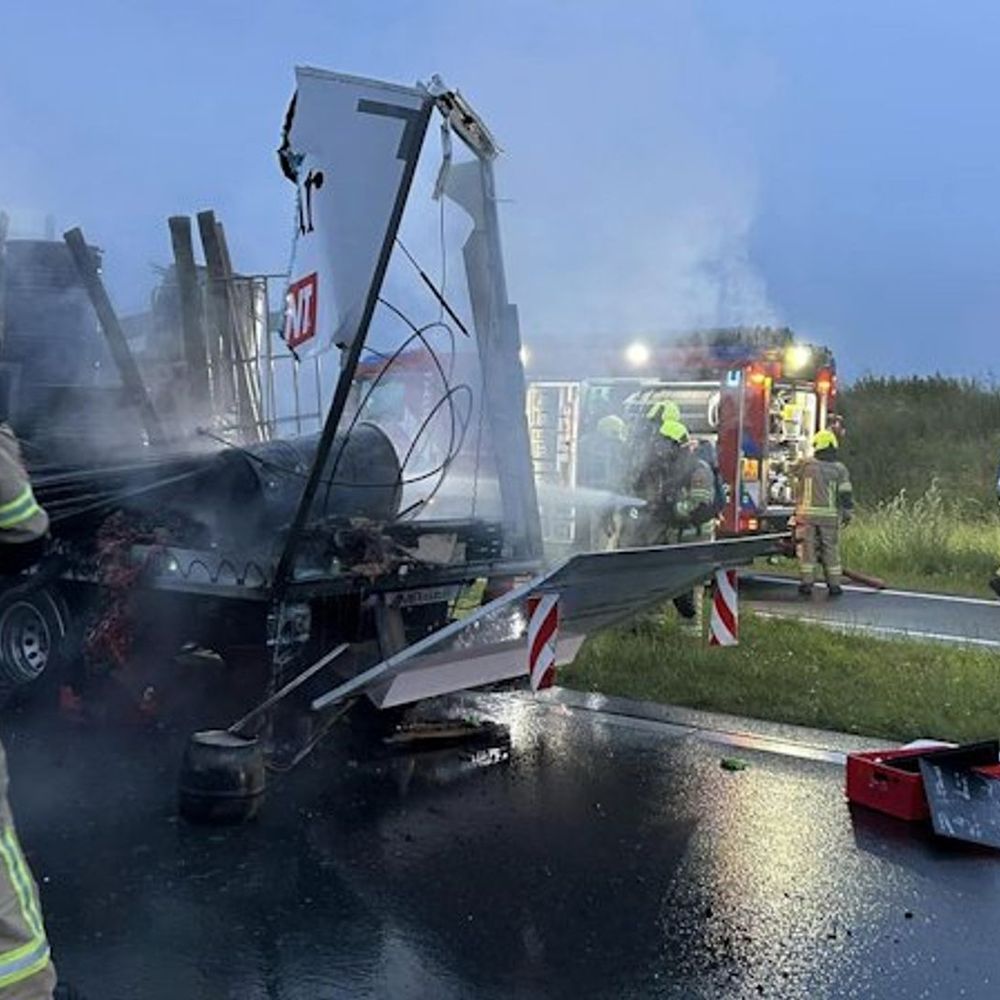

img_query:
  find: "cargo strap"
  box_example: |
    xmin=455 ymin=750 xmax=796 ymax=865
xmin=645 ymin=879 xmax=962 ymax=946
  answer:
xmin=0 ymin=825 xmax=49 ymax=988
xmin=0 ymin=487 xmax=40 ymax=530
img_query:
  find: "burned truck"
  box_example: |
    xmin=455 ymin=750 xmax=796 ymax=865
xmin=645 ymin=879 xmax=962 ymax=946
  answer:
xmin=0 ymin=70 xmax=781 ymax=745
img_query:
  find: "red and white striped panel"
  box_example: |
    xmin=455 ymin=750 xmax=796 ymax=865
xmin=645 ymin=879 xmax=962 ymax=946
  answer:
xmin=527 ymin=594 xmax=559 ymax=691
xmin=709 ymin=569 xmax=739 ymax=646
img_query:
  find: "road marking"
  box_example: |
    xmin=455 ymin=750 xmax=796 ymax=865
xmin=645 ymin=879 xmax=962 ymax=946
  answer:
xmin=745 ymin=574 xmax=999 ymax=608
xmin=751 ymin=609 xmax=1000 ymax=649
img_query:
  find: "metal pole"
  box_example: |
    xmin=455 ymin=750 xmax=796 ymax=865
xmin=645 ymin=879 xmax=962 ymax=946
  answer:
xmin=271 ymin=98 xmax=434 ymax=596
xmin=63 ymin=227 xmax=166 ymax=446
xmin=228 ymin=643 xmax=348 ymax=735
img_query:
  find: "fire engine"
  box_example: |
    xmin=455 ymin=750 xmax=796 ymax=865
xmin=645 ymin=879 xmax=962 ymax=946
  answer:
xmin=525 ymin=337 xmax=837 ymax=548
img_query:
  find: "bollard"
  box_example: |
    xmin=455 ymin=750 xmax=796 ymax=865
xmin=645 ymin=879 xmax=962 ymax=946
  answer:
xmin=709 ymin=569 xmax=739 ymax=646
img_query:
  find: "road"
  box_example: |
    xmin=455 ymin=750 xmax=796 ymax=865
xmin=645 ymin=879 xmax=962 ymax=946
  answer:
xmin=742 ymin=574 xmax=1000 ymax=648
xmin=5 ymin=684 xmax=1000 ymax=999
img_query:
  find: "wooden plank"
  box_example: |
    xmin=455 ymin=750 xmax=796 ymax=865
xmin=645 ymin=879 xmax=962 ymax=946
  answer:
xmin=212 ymin=218 xmax=262 ymax=440
xmin=62 ymin=227 xmax=166 ymax=446
xmin=167 ymin=216 xmax=211 ymax=415
xmin=196 ymin=210 xmax=237 ymax=423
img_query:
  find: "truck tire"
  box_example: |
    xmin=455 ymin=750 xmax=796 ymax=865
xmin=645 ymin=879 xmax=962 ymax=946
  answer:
xmin=0 ymin=585 xmax=69 ymax=692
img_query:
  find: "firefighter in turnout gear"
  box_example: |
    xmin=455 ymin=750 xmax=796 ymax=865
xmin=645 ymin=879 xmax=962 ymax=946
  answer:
xmin=0 ymin=423 xmax=58 ymax=999
xmin=625 ymin=417 xmax=717 ymax=619
xmin=794 ymin=428 xmax=853 ymax=597
xmin=663 ymin=421 xmax=716 ymax=620
xmin=627 ymin=418 xmax=715 ymax=545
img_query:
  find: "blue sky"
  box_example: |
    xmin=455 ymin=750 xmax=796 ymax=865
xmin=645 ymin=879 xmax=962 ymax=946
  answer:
xmin=2 ymin=0 xmax=999 ymax=380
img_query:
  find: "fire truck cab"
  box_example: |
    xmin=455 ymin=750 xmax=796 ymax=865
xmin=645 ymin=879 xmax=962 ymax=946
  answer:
xmin=525 ymin=340 xmax=836 ymax=548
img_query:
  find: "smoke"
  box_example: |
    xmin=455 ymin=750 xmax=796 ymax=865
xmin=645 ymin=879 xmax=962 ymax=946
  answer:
xmin=414 ymin=1 xmax=780 ymax=342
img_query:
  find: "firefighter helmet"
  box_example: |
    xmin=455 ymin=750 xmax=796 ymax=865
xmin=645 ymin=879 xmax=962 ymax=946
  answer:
xmin=646 ymin=399 xmax=680 ymax=423
xmin=659 ymin=418 xmax=689 ymax=444
xmin=812 ymin=428 xmax=839 ymax=451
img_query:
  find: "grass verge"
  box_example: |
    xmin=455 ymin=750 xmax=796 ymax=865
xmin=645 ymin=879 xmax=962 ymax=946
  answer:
xmin=563 ymin=610 xmax=1000 ymax=744
xmin=841 ymin=484 xmax=1000 ymax=597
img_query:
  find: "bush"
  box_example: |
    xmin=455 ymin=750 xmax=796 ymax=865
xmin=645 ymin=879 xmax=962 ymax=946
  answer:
xmin=839 ymin=376 xmax=1000 ymax=510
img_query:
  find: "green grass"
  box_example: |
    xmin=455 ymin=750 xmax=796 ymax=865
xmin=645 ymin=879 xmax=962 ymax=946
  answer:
xmin=564 ymin=610 xmax=1000 ymax=744
xmin=823 ymin=377 xmax=1000 ymax=595
xmin=842 ymin=484 xmax=1000 ymax=596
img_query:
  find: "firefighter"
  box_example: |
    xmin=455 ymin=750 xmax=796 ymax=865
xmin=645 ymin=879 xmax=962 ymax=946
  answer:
xmin=663 ymin=422 xmax=717 ymax=621
xmin=624 ymin=417 xmax=717 ymax=619
xmin=628 ymin=399 xmax=680 ymax=484
xmin=0 ymin=422 xmax=59 ymax=999
xmin=627 ymin=418 xmax=715 ymax=545
xmin=794 ymin=427 xmax=853 ymax=597
xmin=625 ymin=417 xmax=684 ymax=547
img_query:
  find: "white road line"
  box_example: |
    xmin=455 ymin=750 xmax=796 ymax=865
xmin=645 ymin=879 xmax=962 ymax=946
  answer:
xmin=752 ymin=609 xmax=1000 ymax=649
xmin=745 ymin=574 xmax=999 ymax=607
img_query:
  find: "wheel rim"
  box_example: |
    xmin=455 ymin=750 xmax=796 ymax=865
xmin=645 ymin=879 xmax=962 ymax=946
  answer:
xmin=0 ymin=601 xmax=52 ymax=684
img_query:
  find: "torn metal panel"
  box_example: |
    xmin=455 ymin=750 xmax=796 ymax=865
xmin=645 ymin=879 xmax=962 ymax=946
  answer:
xmin=442 ymin=157 xmax=542 ymax=561
xmin=313 ymin=533 xmax=786 ymax=710
xmin=279 ymin=67 xmax=430 ymax=358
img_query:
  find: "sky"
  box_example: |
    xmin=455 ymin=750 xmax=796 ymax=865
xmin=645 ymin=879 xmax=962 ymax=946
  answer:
xmin=2 ymin=0 xmax=1000 ymax=380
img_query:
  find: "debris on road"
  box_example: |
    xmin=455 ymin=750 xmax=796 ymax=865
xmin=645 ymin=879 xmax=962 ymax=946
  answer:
xmin=720 ymin=757 xmax=749 ymax=772
xmin=383 ymin=718 xmax=509 ymax=751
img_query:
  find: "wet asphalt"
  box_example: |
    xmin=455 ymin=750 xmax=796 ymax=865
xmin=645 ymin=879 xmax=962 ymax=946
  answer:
xmin=2 ymin=686 xmax=999 ymax=1000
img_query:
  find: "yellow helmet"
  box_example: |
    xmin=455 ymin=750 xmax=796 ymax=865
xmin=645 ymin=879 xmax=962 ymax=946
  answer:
xmin=659 ymin=418 xmax=689 ymax=444
xmin=597 ymin=415 xmax=627 ymax=441
xmin=812 ymin=428 xmax=839 ymax=451
xmin=646 ymin=399 xmax=680 ymax=423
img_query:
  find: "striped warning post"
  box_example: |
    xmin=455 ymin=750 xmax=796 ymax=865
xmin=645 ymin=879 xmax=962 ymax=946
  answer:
xmin=709 ymin=569 xmax=739 ymax=646
xmin=527 ymin=594 xmax=559 ymax=691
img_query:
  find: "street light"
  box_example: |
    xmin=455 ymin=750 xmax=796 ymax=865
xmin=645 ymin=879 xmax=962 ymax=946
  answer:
xmin=625 ymin=341 xmax=651 ymax=367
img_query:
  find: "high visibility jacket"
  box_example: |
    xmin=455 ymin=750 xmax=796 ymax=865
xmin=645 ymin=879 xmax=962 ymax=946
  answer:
xmin=0 ymin=426 xmax=47 ymax=545
xmin=795 ymin=454 xmax=853 ymax=525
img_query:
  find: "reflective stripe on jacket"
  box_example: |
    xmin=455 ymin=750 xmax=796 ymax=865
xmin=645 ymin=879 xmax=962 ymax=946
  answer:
xmin=0 ymin=426 xmax=47 ymax=544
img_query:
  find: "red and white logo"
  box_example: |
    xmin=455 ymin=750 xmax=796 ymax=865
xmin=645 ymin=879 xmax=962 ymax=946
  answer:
xmin=284 ymin=272 xmax=319 ymax=349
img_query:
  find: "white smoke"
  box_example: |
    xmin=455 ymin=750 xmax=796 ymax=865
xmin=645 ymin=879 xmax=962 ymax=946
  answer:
xmin=415 ymin=1 xmax=781 ymax=341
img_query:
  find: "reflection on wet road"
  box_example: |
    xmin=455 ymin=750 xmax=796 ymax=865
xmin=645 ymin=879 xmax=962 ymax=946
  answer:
xmin=3 ymin=690 xmax=999 ymax=999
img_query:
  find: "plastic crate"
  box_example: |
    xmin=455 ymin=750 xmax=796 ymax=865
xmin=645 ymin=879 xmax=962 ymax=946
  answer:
xmin=847 ymin=742 xmax=1000 ymax=822
xmin=846 ymin=747 xmax=939 ymax=821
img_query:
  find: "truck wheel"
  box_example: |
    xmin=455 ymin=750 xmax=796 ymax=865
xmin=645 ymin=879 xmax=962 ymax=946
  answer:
xmin=0 ymin=586 xmax=68 ymax=688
